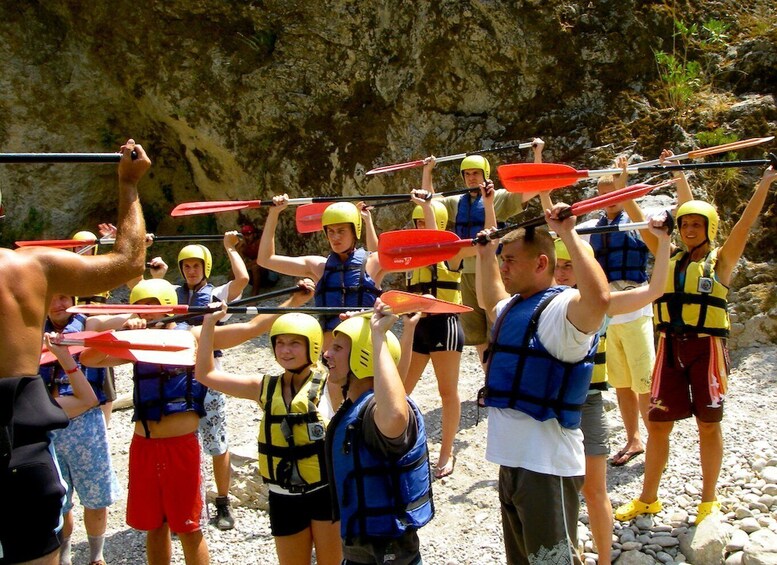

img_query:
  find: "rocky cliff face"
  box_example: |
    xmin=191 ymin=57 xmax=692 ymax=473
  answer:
xmin=0 ymin=1 xmax=775 ymax=343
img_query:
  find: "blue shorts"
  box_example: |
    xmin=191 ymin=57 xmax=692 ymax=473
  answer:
xmin=198 ymin=388 xmax=228 ymax=456
xmin=52 ymin=406 xmax=119 ymax=511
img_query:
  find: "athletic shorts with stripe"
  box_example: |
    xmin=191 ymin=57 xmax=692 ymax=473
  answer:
xmin=412 ymin=313 xmax=464 ymax=355
xmin=649 ymin=333 xmax=729 ymax=423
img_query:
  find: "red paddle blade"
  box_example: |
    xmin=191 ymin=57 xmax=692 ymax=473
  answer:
xmin=67 ymin=304 xmax=189 ymax=315
xmin=497 ymin=163 xmax=588 ymax=192
xmin=295 ymin=202 xmax=330 ymax=233
xmin=381 ymin=290 xmax=472 ymax=315
xmin=170 ymin=200 xmax=264 ymax=217
xmin=366 ymin=159 xmax=426 ymax=176
xmin=571 ymin=179 xmax=677 ymax=216
xmin=378 ymin=230 xmax=470 ymax=270
xmin=16 ymin=237 xmax=97 ymax=248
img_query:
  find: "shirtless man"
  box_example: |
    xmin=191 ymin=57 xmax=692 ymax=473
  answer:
xmin=0 ymin=139 xmax=149 ymax=565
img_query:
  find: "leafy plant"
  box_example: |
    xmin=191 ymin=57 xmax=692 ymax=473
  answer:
xmin=653 ymin=50 xmax=702 ymax=110
xmin=696 ymin=129 xmax=739 ymax=160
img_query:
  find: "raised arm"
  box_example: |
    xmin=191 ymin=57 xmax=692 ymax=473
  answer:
xmin=548 ymin=204 xmax=609 ymax=333
xmin=223 ymin=230 xmax=249 ymax=301
xmin=475 ymin=229 xmax=510 ymax=324
xmin=608 ymin=216 xmax=672 ymax=316
xmin=358 ymin=202 xmax=379 ymax=252
xmin=257 ymin=194 xmax=325 ymax=279
xmin=44 ymin=333 xmax=99 ymax=418
xmin=193 ymin=278 xmax=316 ymax=350
xmin=421 ymin=156 xmax=436 ymax=192
xmin=35 ymin=139 xmax=149 ymax=298
xmin=716 ymin=166 xmax=777 ymax=284
xmin=193 ymin=304 xmax=263 ymax=401
xmin=370 ymin=300 xmax=409 ymax=439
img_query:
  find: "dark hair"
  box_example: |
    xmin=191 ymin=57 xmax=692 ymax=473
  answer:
xmin=500 ymin=228 xmax=556 ymax=275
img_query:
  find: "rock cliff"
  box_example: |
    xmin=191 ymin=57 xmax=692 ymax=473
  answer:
xmin=0 ymin=0 xmax=774 ymax=343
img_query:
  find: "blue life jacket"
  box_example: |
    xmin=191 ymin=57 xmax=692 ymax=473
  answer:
xmin=41 ymin=314 xmax=107 ymax=404
xmin=455 ymin=193 xmax=485 ymax=239
xmin=589 ymin=211 xmax=648 ymax=283
xmin=176 ymin=282 xmax=223 ymax=357
xmin=315 ymin=248 xmax=381 ymax=331
xmin=328 ymin=391 xmax=434 ymax=543
xmin=484 ymin=287 xmax=597 ymax=429
xmin=132 ymin=326 xmax=207 ymax=437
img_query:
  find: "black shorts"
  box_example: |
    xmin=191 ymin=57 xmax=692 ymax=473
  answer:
xmin=268 ymin=486 xmax=334 ymax=537
xmin=0 ymin=377 xmax=69 ymax=564
xmin=412 ymin=314 xmax=464 ymax=355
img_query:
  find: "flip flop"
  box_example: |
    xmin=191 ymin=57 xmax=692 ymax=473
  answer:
xmin=609 ymin=449 xmax=645 ymax=467
xmin=433 ymin=456 xmax=456 ymax=479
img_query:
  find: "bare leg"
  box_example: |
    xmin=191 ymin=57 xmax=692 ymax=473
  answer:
xmin=274 ymin=528 xmax=314 ymax=565
xmin=100 ymin=401 xmax=113 ymax=427
xmin=403 ymin=352 xmax=429 ymax=395
xmin=612 ymin=387 xmax=645 ymax=463
xmin=311 ymin=520 xmax=342 ymax=565
xmin=146 ymin=524 xmax=172 ymax=565
xmin=179 ymin=530 xmax=209 ymax=565
xmin=639 ymin=420 xmax=674 ymax=503
xmin=697 ymin=420 xmax=723 ymax=502
xmin=475 ymin=342 xmax=488 ymax=374
xmin=83 ymin=507 xmax=107 ymax=537
xmin=581 ymin=455 xmax=612 ymax=565
xmin=212 ymin=452 xmax=231 ymax=497
xmin=430 ymin=350 xmax=462 ymax=475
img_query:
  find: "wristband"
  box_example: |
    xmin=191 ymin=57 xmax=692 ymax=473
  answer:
xmin=64 ymin=366 xmax=79 ymax=375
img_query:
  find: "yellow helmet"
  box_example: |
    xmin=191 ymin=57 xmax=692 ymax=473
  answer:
xmin=412 ymin=200 xmax=448 ymax=231
xmin=270 ymin=313 xmax=323 ymax=364
xmin=72 ymin=230 xmax=98 ymax=255
xmin=460 ymin=155 xmax=491 ymax=181
xmin=130 ymin=278 xmax=178 ymax=306
xmin=554 ymin=238 xmax=595 ymax=262
xmin=333 ymin=317 xmax=401 ymax=380
xmin=177 ymin=244 xmax=212 ymax=279
xmin=676 ymin=200 xmax=719 ymax=243
xmin=322 ymin=202 xmax=362 ymax=239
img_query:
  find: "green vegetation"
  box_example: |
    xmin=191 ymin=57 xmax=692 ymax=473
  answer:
xmin=652 ymin=18 xmax=734 ymax=111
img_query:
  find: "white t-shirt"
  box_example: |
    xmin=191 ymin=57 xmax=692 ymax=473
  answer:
xmin=485 ymin=288 xmax=597 ymax=477
xmin=577 ymin=218 xmax=652 ymax=325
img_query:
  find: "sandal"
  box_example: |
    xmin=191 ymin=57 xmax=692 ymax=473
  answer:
xmin=694 ymin=501 xmax=721 ymax=525
xmin=614 ymin=498 xmax=663 ymax=521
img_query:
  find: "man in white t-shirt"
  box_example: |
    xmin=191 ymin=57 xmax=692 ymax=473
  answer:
xmin=475 ymin=203 xmax=609 ymax=565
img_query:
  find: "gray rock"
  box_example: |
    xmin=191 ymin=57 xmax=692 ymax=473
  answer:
xmin=743 ymin=528 xmax=777 ymax=565
xmin=622 ymin=541 xmax=643 ymax=551
xmin=727 ymin=551 xmax=745 ymax=565
xmin=741 ymin=517 xmax=763 ymax=533
xmin=636 ymin=516 xmax=656 ymax=530
xmin=614 ymin=549 xmax=656 ymax=564
xmin=728 ymin=528 xmax=751 ymax=552
xmin=738 ymin=507 xmax=756 ymax=519
xmin=655 ymin=551 xmax=673 ymax=563
xmin=652 ymin=536 xmax=680 ymax=548
xmin=620 ymin=529 xmax=637 ymax=543
xmin=762 ymin=467 xmax=777 ymax=485
xmin=679 ymin=516 xmax=729 ymax=564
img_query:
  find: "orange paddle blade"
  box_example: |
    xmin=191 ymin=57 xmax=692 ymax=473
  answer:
xmin=381 ymin=290 xmax=472 ymax=315
xmin=497 ymin=163 xmax=588 ymax=192
xmin=295 ymin=202 xmax=331 ymax=233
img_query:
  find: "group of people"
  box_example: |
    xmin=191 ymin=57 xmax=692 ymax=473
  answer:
xmin=0 ymin=136 xmax=774 ymax=565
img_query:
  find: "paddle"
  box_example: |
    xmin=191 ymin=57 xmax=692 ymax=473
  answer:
xmin=15 ymin=233 xmax=237 ymax=249
xmin=635 ymin=136 xmax=774 ymax=167
xmin=171 ymin=192 xmax=416 ymax=217
xmin=0 ymin=151 xmax=138 ymax=164
xmin=365 ymin=141 xmax=536 ymax=176
xmin=377 ymin=180 xmax=675 ymax=270
xmin=41 ymin=330 xmax=196 ymax=366
xmin=498 ymin=155 xmax=777 ymax=193
xmin=153 ymin=286 xmax=306 ymax=327
xmin=294 ymin=188 xmax=473 ymax=233
xmin=67 ymin=290 xmax=470 ymax=317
